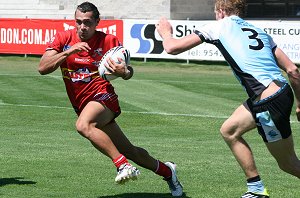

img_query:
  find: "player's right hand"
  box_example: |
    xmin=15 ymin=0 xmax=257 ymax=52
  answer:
xmin=69 ymin=42 xmax=91 ymax=54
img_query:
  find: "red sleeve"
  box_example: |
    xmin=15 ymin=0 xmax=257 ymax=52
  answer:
xmin=45 ymin=30 xmax=71 ymax=52
xmin=104 ymin=34 xmax=122 ymax=49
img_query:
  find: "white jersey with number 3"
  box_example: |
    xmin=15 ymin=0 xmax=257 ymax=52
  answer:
xmin=194 ymin=15 xmax=287 ymax=99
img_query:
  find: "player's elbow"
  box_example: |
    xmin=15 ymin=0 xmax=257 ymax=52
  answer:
xmin=38 ymin=71 xmax=48 ymax=75
xmin=163 ymin=45 xmax=181 ymax=55
xmin=38 ymin=67 xmax=45 ymax=75
xmin=164 ymin=48 xmax=178 ymax=55
xmin=38 ymin=65 xmax=49 ymax=75
xmin=286 ymin=66 xmax=300 ymax=79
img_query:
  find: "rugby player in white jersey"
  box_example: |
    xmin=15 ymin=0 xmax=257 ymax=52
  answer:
xmin=156 ymin=0 xmax=300 ymax=197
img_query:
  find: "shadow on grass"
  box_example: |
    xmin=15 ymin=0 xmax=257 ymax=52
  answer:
xmin=98 ymin=192 xmax=191 ymax=198
xmin=0 ymin=177 xmax=36 ymax=187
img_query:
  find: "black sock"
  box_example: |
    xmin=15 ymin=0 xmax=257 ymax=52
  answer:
xmin=247 ymin=175 xmax=261 ymax=183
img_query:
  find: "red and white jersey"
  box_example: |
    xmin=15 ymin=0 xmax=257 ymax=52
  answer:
xmin=46 ymin=28 xmax=121 ymax=114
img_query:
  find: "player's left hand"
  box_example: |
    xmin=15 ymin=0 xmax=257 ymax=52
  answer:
xmin=156 ymin=17 xmax=173 ymax=39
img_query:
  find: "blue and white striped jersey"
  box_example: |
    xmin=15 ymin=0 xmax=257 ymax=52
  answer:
xmin=194 ymin=15 xmax=287 ymax=98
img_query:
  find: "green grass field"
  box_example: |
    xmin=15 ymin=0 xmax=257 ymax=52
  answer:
xmin=0 ymin=56 xmax=299 ymax=198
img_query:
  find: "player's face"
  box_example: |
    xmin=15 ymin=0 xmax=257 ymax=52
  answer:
xmin=75 ymin=10 xmax=99 ymax=41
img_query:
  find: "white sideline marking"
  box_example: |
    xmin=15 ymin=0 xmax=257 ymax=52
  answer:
xmin=125 ymin=111 xmax=229 ymax=119
xmin=0 ymin=102 xmax=227 ymax=119
xmin=0 ymin=102 xmax=298 ymax=123
xmin=0 ymin=73 xmax=238 ymax=86
xmin=0 ymin=102 xmax=72 ymax=110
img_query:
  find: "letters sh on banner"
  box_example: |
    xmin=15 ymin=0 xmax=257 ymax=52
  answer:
xmin=0 ymin=18 xmax=123 ymax=55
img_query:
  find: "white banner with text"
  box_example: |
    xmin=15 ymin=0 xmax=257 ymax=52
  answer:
xmin=123 ymin=19 xmax=300 ymax=64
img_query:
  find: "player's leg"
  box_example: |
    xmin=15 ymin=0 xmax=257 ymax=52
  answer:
xmin=76 ymin=101 xmax=120 ymax=159
xmin=220 ymin=104 xmax=268 ymax=197
xmin=220 ymin=104 xmax=258 ymax=178
xmin=101 ymin=120 xmax=183 ymax=196
xmin=266 ymin=134 xmax=300 ymax=178
xmin=76 ymin=101 xmax=140 ymax=183
xmin=101 ymin=120 xmax=160 ymax=170
xmin=261 ymin=84 xmax=300 ymax=178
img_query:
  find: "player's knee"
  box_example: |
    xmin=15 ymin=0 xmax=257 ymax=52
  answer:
xmin=220 ymin=122 xmax=238 ymax=142
xmin=75 ymin=119 xmax=91 ymax=138
xmin=220 ymin=123 xmax=231 ymax=140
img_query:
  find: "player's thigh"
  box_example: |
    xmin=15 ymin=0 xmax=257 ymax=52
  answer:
xmin=265 ymin=135 xmax=298 ymax=164
xmin=78 ymin=101 xmax=115 ymax=129
xmin=221 ymin=104 xmax=256 ymax=137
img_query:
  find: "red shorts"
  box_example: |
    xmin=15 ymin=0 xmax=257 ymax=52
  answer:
xmin=92 ymin=90 xmax=121 ymax=117
xmin=73 ymin=80 xmax=121 ymax=117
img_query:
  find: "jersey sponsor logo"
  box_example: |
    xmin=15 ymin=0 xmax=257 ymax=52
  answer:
xmin=93 ymin=48 xmax=103 ymax=57
xmin=63 ymin=45 xmax=71 ymax=51
xmin=74 ymin=58 xmax=90 ymax=63
xmin=62 ymin=67 xmax=97 ymax=83
xmin=130 ymin=24 xmax=164 ymax=54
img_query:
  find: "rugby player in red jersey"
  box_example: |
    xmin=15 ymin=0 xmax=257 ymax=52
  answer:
xmin=38 ymin=1 xmax=182 ymax=196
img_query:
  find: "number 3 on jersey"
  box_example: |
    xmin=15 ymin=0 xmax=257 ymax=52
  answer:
xmin=241 ymin=28 xmax=264 ymax=50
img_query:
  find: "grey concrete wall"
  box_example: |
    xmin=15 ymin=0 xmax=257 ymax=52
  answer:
xmin=0 ymin=0 xmax=215 ymax=20
xmin=171 ymin=0 xmax=215 ymax=20
xmin=45 ymin=0 xmax=171 ymax=19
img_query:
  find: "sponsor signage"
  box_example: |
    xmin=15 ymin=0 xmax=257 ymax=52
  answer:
xmin=0 ymin=18 xmax=299 ymax=63
xmin=123 ymin=19 xmax=300 ymax=64
xmin=0 ymin=18 xmax=123 ymax=54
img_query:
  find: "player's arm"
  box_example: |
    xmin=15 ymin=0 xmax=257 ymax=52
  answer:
xmin=274 ymin=47 xmax=300 ymax=121
xmin=38 ymin=42 xmax=91 ymax=75
xmin=156 ymin=17 xmax=202 ymax=55
xmin=38 ymin=49 xmax=67 ymax=75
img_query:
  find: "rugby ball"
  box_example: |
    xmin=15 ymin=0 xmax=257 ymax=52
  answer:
xmin=98 ymin=46 xmax=130 ymax=81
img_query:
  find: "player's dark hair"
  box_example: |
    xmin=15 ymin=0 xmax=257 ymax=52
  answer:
xmin=76 ymin=1 xmax=100 ymax=20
